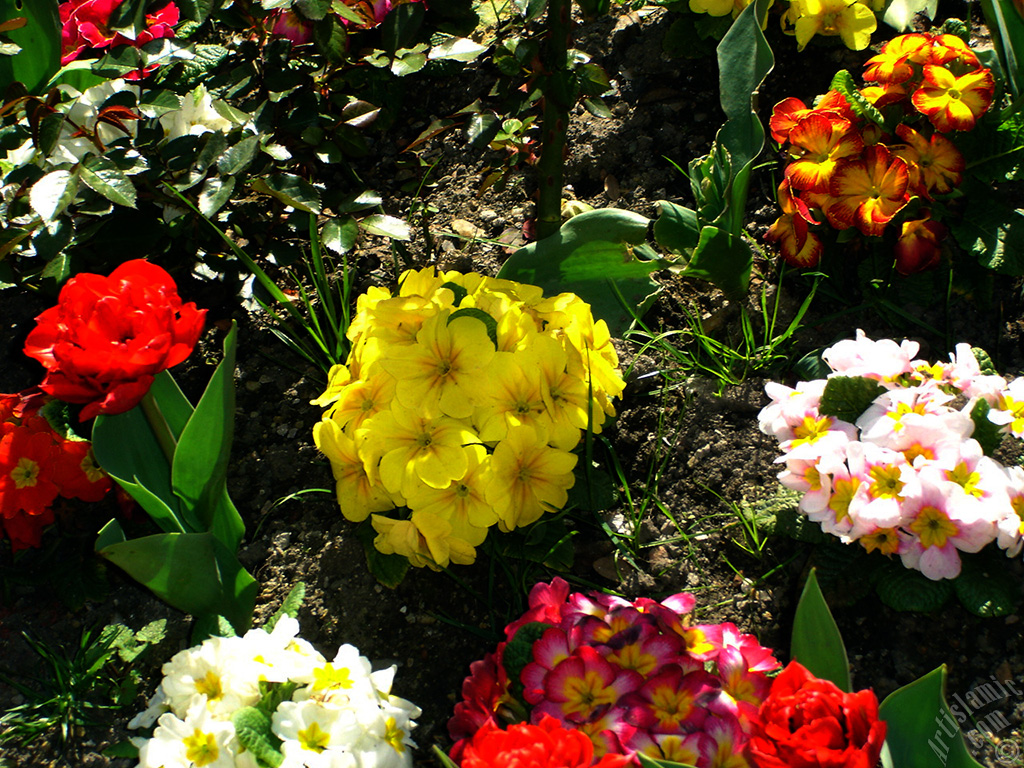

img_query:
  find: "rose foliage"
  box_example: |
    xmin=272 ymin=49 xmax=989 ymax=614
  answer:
xmin=23 ymin=259 xmax=206 ymax=421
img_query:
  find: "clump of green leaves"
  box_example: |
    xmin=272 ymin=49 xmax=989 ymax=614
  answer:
xmin=0 ymin=619 xmax=166 ymax=750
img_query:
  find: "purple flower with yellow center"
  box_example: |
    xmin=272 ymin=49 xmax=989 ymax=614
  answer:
xmin=534 ymin=646 xmax=644 ymax=724
xmin=620 ymin=665 xmax=716 ymax=733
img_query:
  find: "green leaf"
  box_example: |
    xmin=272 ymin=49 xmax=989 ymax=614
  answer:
xmin=252 ymin=173 xmax=322 ymax=213
xmin=98 ymin=531 xmax=257 ymax=634
xmin=429 ymin=36 xmax=488 ymax=61
xmin=232 ymin=707 xmax=284 ymax=767
xmin=980 ymin=0 xmax=1024 ymax=105
xmin=677 ymin=226 xmax=752 ymax=300
xmin=498 ymin=208 xmax=661 ymax=336
xmin=829 ymin=69 xmax=886 ymax=127
xmin=951 ymin=179 xmax=1024 ymax=275
xmin=80 ymin=155 xmax=137 ymax=208
xmin=636 ymin=752 xmax=699 ymax=768
xmin=296 ymin=0 xmax=331 ymax=20
xmin=0 ymin=0 xmax=60 ymax=93
xmin=321 ymin=216 xmax=358 ymax=254
xmin=175 ymin=0 xmax=217 ymax=24
xmin=356 ymin=520 xmax=409 ymax=588
xmin=199 ymin=175 xmax=235 ymax=217
xmin=818 ymin=376 xmax=886 ymax=424
xmin=503 ymin=622 xmax=551 ymax=700
xmin=874 ymin=562 xmax=954 ymax=612
xmin=791 ymin=569 xmax=851 ymax=692
xmin=953 ymin=552 xmax=1019 ymax=617
xmin=28 ymin=169 xmax=80 ymax=222
xmin=265 ymin=582 xmax=306 ymax=632
xmin=217 ymin=135 xmax=260 ymax=176
xmin=360 ymin=214 xmax=410 ymax=240
xmin=172 ymin=323 xmax=244 ymax=551
xmin=448 ymin=308 xmax=499 ymax=346
xmin=654 ymin=201 xmax=701 ymax=253
xmin=313 ymin=15 xmax=348 ymax=63
xmin=106 ymin=0 xmax=148 ymax=36
xmin=433 ymin=745 xmax=461 ymax=768
xmin=879 ymin=666 xmax=986 ymax=768
xmin=93 ymin=372 xmax=196 ymax=533
xmin=102 ymin=740 xmax=140 ymax=759
xmin=390 ymin=46 xmax=428 ymax=76
xmin=175 ymin=44 xmax=231 ymax=89
xmin=968 ymin=398 xmax=1004 ymax=456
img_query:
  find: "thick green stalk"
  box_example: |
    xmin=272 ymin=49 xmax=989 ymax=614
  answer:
xmin=140 ymin=390 xmax=177 ymax=466
xmin=535 ymin=0 xmax=572 ymax=241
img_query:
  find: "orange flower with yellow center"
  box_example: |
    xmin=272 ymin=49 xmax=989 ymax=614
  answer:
xmin=785 ymin=113 xmax=864 ymax=192
xmin=863 ymin=33 xmax=929 ymax=83
xmin=827 ymin=145 xmax=910 ymax=237
xmin=893 ymin=124 xmax=964 ymax=198
xmin=912 ymin=64 xmax=995 ymax=132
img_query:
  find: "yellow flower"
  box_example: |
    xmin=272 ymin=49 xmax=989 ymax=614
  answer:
xmin=690 ymin=0 xmax=735 ymax=17
xmin=533 ymin=334 xmax=594 ymax=449
xmin=404 ymin=444 xmax=497 ymax=541
xmin=381 ymin=311 xmax=496 ymax=419
xmin=359 ymin=406 xmax=477 ymax=497
xmin=790 ymin=0 xmax=876 ymax=51
xmin=371 ymin=511 xmax=476 ymax=569
xmin=474 ymin=351 xmax=551 ymax=442
xmin=326 ymin=370 xmax=396 ymax=432
xmin=313 ymin=419 xmax=396 ymax=522
xmin=486 ymin=425 xmax=578 ymax=531
xmin=310 ymin=363 xmax=351 ymax=408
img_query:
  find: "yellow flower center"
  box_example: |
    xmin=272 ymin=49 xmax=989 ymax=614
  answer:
xmin=194 ymin=671 xmax=223 ymax=701
xmin=945 ymin=463 xmax=982 ymax=497
xmin=792 ymin=415 xmax=832 ymax=446
xmin=184 ymin=729 xmax=220 ymax=767
xmin=298 ymin=722 xmax=331 ymax=753
xmin=11 ymin=458 xmax=39 ymax=489
xmin=909 ymin=505 xmax=958 ymax=548
xmin=385 ymin=718 xmax=406 ymax=753
xmin=869 ymin=464 xmax=903 ymax=498
xmin=313 ymin=663 xmax=353 ymax=691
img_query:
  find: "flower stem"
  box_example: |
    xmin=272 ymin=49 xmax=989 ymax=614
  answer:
xmin=140 ymin=390 xmax=177 ymax=466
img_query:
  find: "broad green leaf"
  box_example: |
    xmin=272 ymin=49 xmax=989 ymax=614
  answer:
xmin=791 ymin=569 xmax=851 ymax=692
xmin=29 ymin=169 xmax=80 ymax=222
xmin=951 ymin=179 xmax=1024 ymax=275
xmin=336 ymin=190 xmax=383 ymax=213
xmin=296 ymin=0 xmax=331 ymax=20
xmin=875 ymin=562 xmax=954 ymax=612
xmin=321 ymin=216 xmax=358 ymax=254
xmin=106 ymin=0 xmax=148 ymax=37
xmin=176 ymin=0 xmax=217 ymax=24
xmin=879 ymin=666 xmax=985 ymax=768
xmin=356 ymin=521 xmax=408 ymax=588
xmin=818 ymin=376 xmax=886 ymax=424
xmin=43 ymin=59 xmax=107 ymax=92
xmin=953 ymin=552 xmax=1019 ymax=617
xmin=498 ymin=208 xmax=661 ymax=336
xmin=81 ymin=155 xmax=137 ymax=208
xmin=251 ymin=173 xmax=322 ymax=213
xmin=980 ymin=0 xmax=1024 ymax=105
xmin=172 ymin=323 xmax=244 ymax=551
xmin=0 ymin=0 xmax=60 ymax=93
xmin=97 ymin=531 xmax=257 ymax=634
xmin=677 ymin=226 xmax=752 ymax=300
xmin=314 ymin=15 xmax=348 ymax=63
xmin=93 ymin=371 xmax=197 ymax=533
xmin=360 ymin=213 xmax=410 ymax=240
xmin=654 ymin=201 xmax=702 ymax=253
xmin=429 ymin=36 xmax=488 ymax=61
xmin=199 ymin=175 xmax=235 ymax=217
xmin=217 ymin=135 xmax=260 ymax=176
xmin=390 ymin=47 xmax=428 ymax=76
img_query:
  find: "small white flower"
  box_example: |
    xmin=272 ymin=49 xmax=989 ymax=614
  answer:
xmin=138 ymin=698 xmax=240 ymax=768
xmin=159 ymin=85 xmax=236 ymax=141
xmin=161 ymin=635 xmax=261 ymax=718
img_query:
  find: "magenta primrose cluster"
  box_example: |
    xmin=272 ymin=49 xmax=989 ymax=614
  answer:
xmin=759 ymin=330 xmax=1024 ymax=580
xmin=448 ymin=578 xmax=780 ymax=768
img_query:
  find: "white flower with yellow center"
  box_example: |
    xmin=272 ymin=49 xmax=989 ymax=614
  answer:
xmin=161 ymin=635 xmax=260 ymax=718
xmin=138 ymin=699 xmax=239 ymax=768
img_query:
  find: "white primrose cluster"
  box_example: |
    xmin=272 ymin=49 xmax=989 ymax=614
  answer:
xmin=130 ymin=617 xmax=420 ymax=768
xmin=759 ymin=330 xmax=1024 ymax=580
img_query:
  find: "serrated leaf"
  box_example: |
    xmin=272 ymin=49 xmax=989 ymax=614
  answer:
xmin=321 ymin=216 xmax=358 ymax=254
xmin=232 ymin=707 xmax=284 ymax=768
xmin=265 ymin=582 xmax=306 ymax=632
xmin=217 ymin=135 xmax=260 ymax=176
xmin=360 ymin=214 xmax=410 ymax=240
xmin=251 ymin=173 xmax=322 ymax=213
xmin=953 ymin=552 xmax=1019 ymax=617
xmin=829 ymin=69 xmax=885 ymax=127
xmin=875 ymin=562 xmax=953 ymax=612
xmin=29 ymin=169 xmax=80 ymax=222
xmin=503 ymin=621 xmax=550 ymax=700
xmin=970 ymin=397 xmax=1005 ymax=456
xmin=176 ymin=44 xmax=231 ymax=89
xmin=296 ymin=0 xmax=331 ymax=20
xmin=818 ymin=376 xmax=886 ymax=424
xmin=81 ymin=156 xmax=137 ymax=208
xmin=199 ymin=175 xmax=235 ymax=217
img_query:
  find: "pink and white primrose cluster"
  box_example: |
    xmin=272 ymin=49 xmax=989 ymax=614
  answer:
xmin=759 ymin=330 xmax=1024 ymax=581
xmin=448 ymin=578 xmax=780 ymax=768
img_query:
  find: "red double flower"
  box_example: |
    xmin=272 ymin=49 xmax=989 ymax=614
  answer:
xmin=60 ymin=0 xmax=179 ymax=69
xmin=24 ymin=260 xmax=205 ymax=421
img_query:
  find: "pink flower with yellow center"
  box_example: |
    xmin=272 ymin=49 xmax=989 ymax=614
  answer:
xmin=897 ymin=472 xmax=996 ymax=579
xmin=621 ymin=665 xmax=717 ymax=733
xmin=535 ymin=647 xmax=643 ymax=724
xmin=827 ymin=145 xmax=910 ymax=237
xmin=860 ymin=526 xmax=900 ymax=554
xmin=912 ymin=64 xmax=995 ymax=132
xmin=785 ymin=114 xmax=864 ymax=193
xmin=601 ymin=623 xmax=682 ymax=677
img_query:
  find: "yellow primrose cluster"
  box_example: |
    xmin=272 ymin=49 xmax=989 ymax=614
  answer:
xmin=312 ymin=268 xmax=625 ymax=570
xmin=782 ymin=0 xmax=883 ymax=51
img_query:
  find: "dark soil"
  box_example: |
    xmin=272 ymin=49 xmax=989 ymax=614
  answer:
xmin=2 ymin=5 xmax=1024 ymax=768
